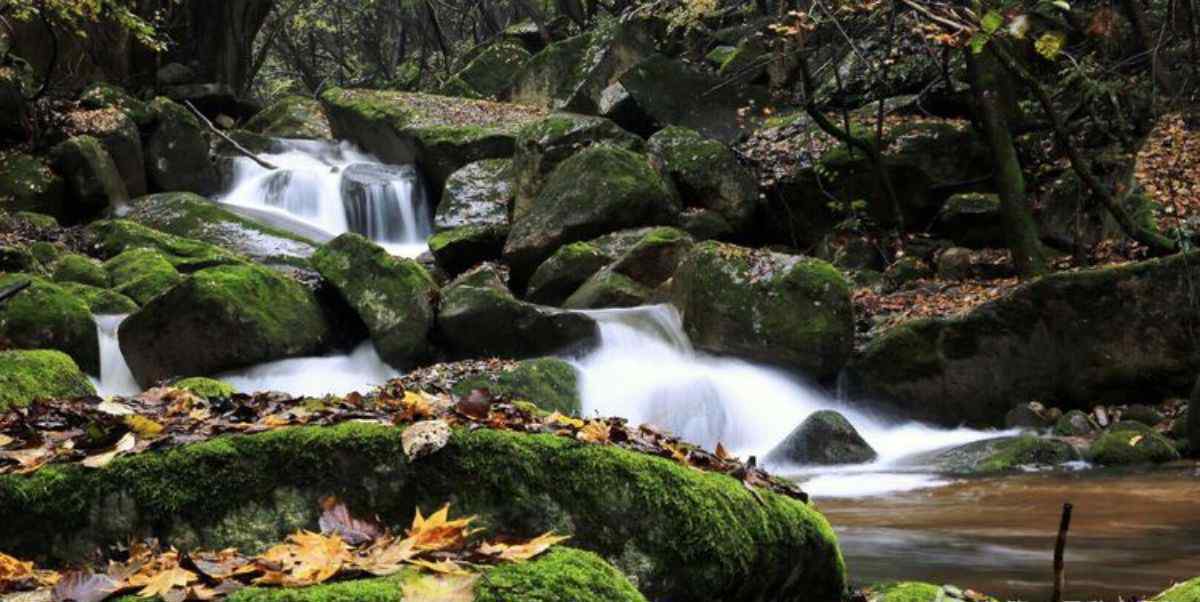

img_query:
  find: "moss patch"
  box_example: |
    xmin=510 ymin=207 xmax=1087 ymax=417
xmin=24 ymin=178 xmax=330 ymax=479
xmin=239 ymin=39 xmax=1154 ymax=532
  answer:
xmin=0 ymin=274 xmax=99 ymax=374
xmin=0 ymin=349 xmax=95 ymax=411
xmin=451 ymin=357 xmax=580 ymax=415
xmin=104 ymin=248 xmax=184 ymax=306
xmin=1154 ymin=576 xmax=1200 ymax=602
xmin=173 ymin=377 xmax=235 ymax=399
xmin=1089 ymin=423 xmax=1180 ymax=465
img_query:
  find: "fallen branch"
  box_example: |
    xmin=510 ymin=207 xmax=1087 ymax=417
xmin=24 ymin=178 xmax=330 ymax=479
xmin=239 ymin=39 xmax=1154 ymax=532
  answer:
xmin=1051 ymin=502 xmax=1073 ymax=602
xmin=183 ymin=100 xmax=278 ymax=171
xmin=0 ymin=279 xmax=30 ymax=306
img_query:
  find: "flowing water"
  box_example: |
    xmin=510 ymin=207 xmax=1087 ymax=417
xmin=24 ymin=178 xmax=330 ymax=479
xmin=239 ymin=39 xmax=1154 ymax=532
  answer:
xmin=218 ymin=139 xmax=432 ymax=257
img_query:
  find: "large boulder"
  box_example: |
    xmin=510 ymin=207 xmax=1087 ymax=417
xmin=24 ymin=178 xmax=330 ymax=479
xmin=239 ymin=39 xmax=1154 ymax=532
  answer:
xmin=647 ymin=126 xmax=758 ymax=233
xmin=563 ymin=269 xmax=651 ymax=309
xmin=79 ymin=82 xmax=153 ymax=127
xmin=910 ymin=436 xmax=1080 ymax=474
xmin=671 ymin=241 xmax=854 ymax=379
xmin=935 ymin=193 xmax=1006 ymax=249
xmin=846 ymin=252 xmax=1200 ymax=427
xmin=451 ymin=357 xmax=581 ymax=415
xmin=87 ymin=219 xmax=244 ymax=272
xmin=50 ymin=135 xmax=129 ymax=220
xmin=321 ymin=88 xmax=546 ymax=192
xmin=311 ymin=233 xmax=437 ymax=369
xmin=434 ymin=158 xmax=514 ymax=231
xmin=0 ymin=152 xmax=66 ymax=219
xmin=103 ymin=248 xmax=184 ymax=305
xmin=444 ymin=41 xmax=532 ymax=100
xmin=1088 ymin=422 xmax=1180 ymax=466
xmin=765 ymin=410 xmax=878 ymax=466
xmin=119 ymin=264 xmax=334 ymax=386
xmin=561 ymin=226 xmax=693 ymax=309
xmin=428 ymin=225 xmax=507 ymax=276
xmin=0 ymin=349 xmax=95 ymax=412
xmin=0 ymin=274 xmax=99 ymax=374
xmin=243 ymin=95 xmax=330 ymax=139
xmin=526 ymin=241 xmax=613 ymax=306
xmin=504 ymin=145 xmax=680 ymax=284
xmin=145 ymin=97 xmax=220 ymax=195
xmin=437 ymin=264 xmax=599 ymax=359
xmin=69 ymin=106 xmax=147 ymax=197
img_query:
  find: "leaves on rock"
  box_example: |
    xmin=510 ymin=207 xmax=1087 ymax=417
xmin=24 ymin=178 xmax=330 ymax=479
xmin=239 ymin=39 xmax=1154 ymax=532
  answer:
xmin=400 ymin=573 xmax=478 ymax=602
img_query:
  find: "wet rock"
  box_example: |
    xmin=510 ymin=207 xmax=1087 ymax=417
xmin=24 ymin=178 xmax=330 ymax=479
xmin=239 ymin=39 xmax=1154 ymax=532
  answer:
xmin=437 ymin=264 xmax=598 ymax=359
xmin=526 ymin=242 xmax=613 ymax=306
xmin=0 ymin=349 xmax=95 ymax=412
xmin=58 ymin=283 xmax=139 ymax=314
xmin=0 ymin=152 xmax=66 ymax=219
xmin=912 ymin=436 xmax=1080 ymax=474
xmin=119 ymin=264 xmax=334 ymax=387
xmin=428 ymin=225 xmax=508 ymax=277
xmin=435 ymin=159 xmax=513 ymax=231
xmin=646 ymin=126 xmax=758 ymax=233
xmin=51 ymin=254 xmax=108 ymax=288
xmin=0 ymin=274 xmax=99 ymax=374
xmin=1120 ymin=404 xmax=1166 ymax=427
xmin=337 ymin=163 xmax=429 ymax=243
xmin=312 ymin=233 xmax=437 ymax=370
xmin=146 ymin=97 xmax=221 ymax=195
xmin=563 ymin=269 xmax=651 ymax=309
xmin=1004 ymin=402 xmax=1054 ymax=430
xmin=1054 ymin=410 xmax=1098 ymax=437
xmin=50 ymin=135 xmax=129 ymax=220
xmin=446 ymin=41 xmax=531 ymax=100
xmin=765 ymin=410 xmax=877 ymax=466
xmin=103 ymin=248 xmax=183 ymax=306
xmin=1088 ymin=422 xmax=1180 ymax=465
xmin=672 ymin=241 xmax=854 ymax=379
xmin=243 ymin=95 xmax=330 ymax=139
xmin=451 ymin=357 xmax=581 ymax=415
xmin=87 ymin=219 xmax=243 ymax=272
xmin=936 ymin=193 xmax=1005 ymax=249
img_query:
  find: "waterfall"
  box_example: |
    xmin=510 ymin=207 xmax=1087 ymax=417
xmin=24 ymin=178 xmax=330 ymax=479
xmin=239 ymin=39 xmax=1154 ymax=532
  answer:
xmin=91 ymin=315 xmax=140 ymax=398
xmin=219 ymin=139 xmax=431 ymax=257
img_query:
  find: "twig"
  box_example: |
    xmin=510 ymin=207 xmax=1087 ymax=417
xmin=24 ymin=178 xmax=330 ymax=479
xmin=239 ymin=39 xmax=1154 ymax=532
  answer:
xmin=182 ymin=100 xmax=278 ymax=171
xmin=0 ymin=279 xmax=31 ymax=306
xmin=1051 ymin=502 xmax=1073 ymax=602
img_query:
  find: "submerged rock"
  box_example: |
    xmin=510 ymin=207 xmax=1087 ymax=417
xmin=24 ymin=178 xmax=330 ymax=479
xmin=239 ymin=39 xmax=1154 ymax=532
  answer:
xmin=912 ymin=436 xmax=1080 ymax=474
xmin=0 ymin=349 xmax=95 ymax=412
xmin=0 ymin=274 xmax=99 ymax=374
xmin=766 ymin=410 xmax=877 ymax=466
xmin=672 ymin=241 xmax=854 ymax=379
xmin=1088 ymin=422 xmax=1180 ymax=465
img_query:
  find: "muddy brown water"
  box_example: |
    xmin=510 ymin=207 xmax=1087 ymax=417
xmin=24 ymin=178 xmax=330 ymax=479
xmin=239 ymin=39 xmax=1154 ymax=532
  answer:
xmin=813 ymin=464 xmax=1200 ymax=601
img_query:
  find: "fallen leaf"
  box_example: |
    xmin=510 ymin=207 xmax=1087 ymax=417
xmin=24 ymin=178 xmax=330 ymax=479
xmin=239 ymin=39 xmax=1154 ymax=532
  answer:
xmin=82 ymin=432 xmax=136 ymax=469
xmin=400 ymin=573 xmax=478 ymax=601
xmin=1129 ymin=435 xmax=1144 ymax=446
xmin=406 ymin=559 xmax=471 ymax=576
xmin=52 ymin=572 xmax=120 ymax=602
xmin=577 ymin=421 xmax=611 ymax=444
xmin=479 ymin=532 xmax=570 ymax=562
xmin=134 ymin=567 xmax=195 ymax=598
xmin=408 ymin=505 xmax=477 ymax=551
xmin=318 ymin=498 xmax=384 ymax=546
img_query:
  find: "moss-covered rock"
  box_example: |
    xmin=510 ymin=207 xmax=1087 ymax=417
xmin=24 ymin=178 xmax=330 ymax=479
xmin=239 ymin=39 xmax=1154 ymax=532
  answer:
xmin=172 ymin=377 xmax=236 ymax=399
xmin=0 ymin=273 xmax=98 ymax=374
xmin=146 ymin=97 xmax=220 ymax=195
xmin=243 ymin=95 xmax=330 ymax=139
xmin=448 ymin=41 xmax=532 ymax=100
xmin=104 ymin=248 xmax=184 ymax=305
xmin=87 ymin=219 xmax=244 ymax=271
xmin=1088 ymin=422 xmax=1180 ymax=465
xmin=0 ymin=151 xmax=67 ymax=220
xmin=428 ymin=225 xmax=507 ymax=277
xmin=118 ymin=264 xmax=334 ymax=387
xmin=0 ymin=66 xmax=28 ymax=139
xmin=15 ymin=212 xmax=60 ymax=230
xmin=311 ymin=233 xmax=437 ymax=370
xmin=50 ymin=135 xmax=129 ymax=220
xmin=646 ymin=126 xmax=758 ymax=231
xmin=672 ymin=241 xmax=854 ymax=379
xmin=1154 ymin=576 xmax=1200 ymax=602
xmin=437 ymin=264 xmax=598 ymax=359
xmin=525 ymin=241 xmax=612 ymax=306
xmin=846 ymin=252 xmax=1200 ymax=427
xmin=1053 ymin=409 xmax=1098 ymax=437
xmin=79 ymin=82 xmax=152 ymax=127
xmin=510 ymin=113 xmax=642 ymax=220
xmin=936 ymin=193 xmax=1005 ymax=249
xmin=866 ymin=581 xmax=996 ymax=602
xmin=434 ymin=159 xmax=513 ymax=231
xmin=606 ymin=226 xmax=692 ymax=287
xmin=563 ymin=269 xmax=651 ymax=309
xmin=124 ymin=193 xmax=317 ymax=266
xmin=0 ymin=349 xmax=95 ymax=412
xmin=0 ymin=245 xmax=44 ymax=275
xmin=0 ymin=423 xmax=845 ymax=601
xmin=70 ymin=106 xmax=147 ymax=197
xmin=912 ymin=436 xmax=1080 ymax=474
xmin=765 ymin=410 xmax=877 ymax=466
xmin=51 ymin=253 xmax=109 ymax=287
xmin=320 ymin=88 xmax=546 ymax=192
xmin=451 ymin=357 xmax=581 ymax=415
xmin=58 ymin=282 xmax=140 ymax=314
xmin=504 ymin=145 xmax=680 ymax=284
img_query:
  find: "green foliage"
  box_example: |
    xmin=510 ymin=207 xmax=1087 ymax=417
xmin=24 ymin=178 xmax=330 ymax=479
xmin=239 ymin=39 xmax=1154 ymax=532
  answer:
xmin=3 ymin=0 xmax=167 ymax=52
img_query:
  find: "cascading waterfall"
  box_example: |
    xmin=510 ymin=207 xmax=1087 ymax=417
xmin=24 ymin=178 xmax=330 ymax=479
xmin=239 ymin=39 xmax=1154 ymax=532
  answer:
xmin=91 ymin=315 xmax=139 ymax=398
xmin=219 ymin=139 xmax=432 ymax=257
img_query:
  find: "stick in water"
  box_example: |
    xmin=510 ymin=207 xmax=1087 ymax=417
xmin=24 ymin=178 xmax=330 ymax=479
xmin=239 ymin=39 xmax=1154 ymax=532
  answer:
xmin=1051 ymin=502 xmax=1073 ymax=602
xmin=182 ymin=100 xmax=278 ymax=171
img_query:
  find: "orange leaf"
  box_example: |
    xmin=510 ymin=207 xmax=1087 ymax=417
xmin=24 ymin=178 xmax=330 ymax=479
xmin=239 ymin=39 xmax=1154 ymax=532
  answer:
xmin=479 ymin=532 xmax=570 ymax=563
xmin=407 ymin=505 xmax=478 ymax=552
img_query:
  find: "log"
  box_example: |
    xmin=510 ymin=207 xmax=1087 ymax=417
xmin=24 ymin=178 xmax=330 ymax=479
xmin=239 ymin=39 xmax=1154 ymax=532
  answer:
xmin=183 ymin=100 xmax=278 ymax=171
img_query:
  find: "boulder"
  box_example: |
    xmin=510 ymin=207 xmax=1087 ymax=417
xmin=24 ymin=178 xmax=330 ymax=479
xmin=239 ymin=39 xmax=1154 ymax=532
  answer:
xmin=119 ymin=264 xmax=334 ymax=387
xmin=671 ymin=241 xmax=854 ymax=379
xmin=911 ymin=436 xmax=1080 ymax=474
xmin=845 ymin=252 xmax=1200 ymax=426
xmin=510 ymin=113 xmax=642 ymax=220
xmin=172 ymin=377 xmax=236 ymax=399
xmin=58 ymin=282 xmax=139 ymax=314
xmin=1088 ymin=422 xmax=1180 ymax=465
xmin=321 ymin=88 xmax=546 ymax=192
xmin=563 ymin=269 xmax=651 ymax=309
xmin=1054 ymin=409 xmax=1098 ymax=437
xmin=526 ymin=241 xmax=612 ymax=306
xmin=87 ymin=219 xmax=243 ymax=272
xmin=0 ymin=350 xmax=95 ymax=412
xmin=243 ymin=95 xmax=330 ymax=139
xmin=428 ymin=225 xmax=507 ymax=276
xmin=606 ymin=226 xmax=693 ymax=287
xmin=311 ymin=233 xmax=437 ymax=370
xmin=69 ymin=106 xmax=146 ymax=197
xmin=103 ymin=248 xmax=183 ymax=305
xmin=437 ymin=264 xmax=599 ymax=359
xmin=450 ymin=357 xmax=581 ymax=415
xmin=435 ymin=159 xmax=514 ymax=231
xmin=0 ymin=153 xmax=66 ymax=219
xmin=0 ymin=274 xmax=99 ymax=374
xmin=883 ymin=256 xmax=933 ymax=290
xmin=1004 ymin=402 xmax=1054 ymax=430
xmin=51 ymin=254 xmax=108 ymax=288
xmin=446 ymin=41 xmax=532 ymax=100
xmin=79 ymin=83 xmax=152 ymax=127
xmin=50 ymin=135 xmax=129 ymax=220
xmin=145 ymin=97 xmax=220 ymax=195
xmin=504 ymin=145 xmax=679 ymax=284
xmin=0 ymin=245 xmax=43 ymax=274
xmin=935 ymin=193 xmax=1005 ymax=249
xmin=647 ymin=126 xmax=758 ymax=232
xmin=936 ymin=247 xmax=974 ymax=280
xmin=765 ymin=410 xmax=878 ymax=466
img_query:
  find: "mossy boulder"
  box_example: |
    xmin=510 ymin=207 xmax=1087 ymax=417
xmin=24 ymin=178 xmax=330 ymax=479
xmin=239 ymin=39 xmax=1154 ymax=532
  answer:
xmin=765 ymin=410 xmax=878 ymax=466
xmin=911 ymin=436 xmax=1080 ymax=474
xmin=451 ymin=357 xmax=581 ymax=415
xmin=434 ymin=159 xmax=513 ymax=231
xmin=448 ymin=41 xmax=532 ymax=100
xmin=1154 ymin=576 xmax=1200 ymax=602
xmin=0 ymin=245 xmax=43 ymax=274
xmin=87 ymin=219 xmax=244 ymax=271
xmin=1088 ymin=422 xmax=1180 ymax=465
xmin=0 ymin=423 xmax=845 ymax=601
xmin=51 ymin=253 xmax=109 ymax=288
xmin=80 ymin=82 xmax=152 ymax=127
xmin=866 ymin=582 xmax=995 ymax=602
xmin=124 ymin=193 xmax=317 ymax=266
xmin=243 ymin=95 xmax=330 ymax=139
xmin=145 ymin=97 xmax=220 ymax=195
xmin=845 ymin=252 xmax=1200 ymax=427
xmin=50 ymin=135 xmax=129 ymax=220
xmin=1054 ymin=409 xmax=1098 ymax=437
xmin=0 ymin=349 xmax=95 ymax=412
xmin=321 ymin=88 xmax=546 ymax=192
xmin=428 ymin=225 xmax=507 ymax=277
xmin=646 ymin=126 xmax=758 ymax=231
xmin=671 ymin=241 xmax=854 ymax=379
xmin=1120 ymin=404 xmax=1166 ymax=427
xmin=312 ymin=233 xmax=437 ymax=370
xmin=69 ymin=106 xmax=147 ymax=197
xmin=58 ymin=282 xmax=139 ymax=314
xmin=437 ymin=264 xmax=598 ymax=359
xmin=606 ymin=226 xmax=693 ymax=287
xmin=510 ymin=113 xmax=643 ymax=220
xmin=563 ymin=269 xmax=651 ymax=309
xmin=14 ymin=212 xmax=60 ymax=230
xmin=935 ymin=193 xmax=1005 ymax=249
xmin=118 ymin=264 xmax=334 ymax=387
xmin=0 ymin=151 xmax=67 ymax=220
xmin=526 ymin=241 xmax=612 ymax=306
xmin=504 ymin=145 xmax=680 ymax=284
xmin=173 ymin=377 xmax=236 ymax=399
xmin=104 ymin=248 xmax=184 ymax=306
xmin=0 ymin=273 xmax=98 ymax=374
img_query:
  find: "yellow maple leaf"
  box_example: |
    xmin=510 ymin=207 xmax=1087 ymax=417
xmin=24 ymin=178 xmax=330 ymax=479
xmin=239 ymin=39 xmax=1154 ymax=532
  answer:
xmin=134 ymin=567 xmax=195 ymax=598
xmin=400 ymin=573 xmax=478 ymax=601
xmin=577 ymin=421 xmax=611 ymax=444
xmin=408 ymin=505 xmax=478 ymax=551
xmin=479 ymin=532 xmax=570 ymax=563
xmin=357 ymin=536 xmax=419 ymax=576
xmin=255 ymin=531 xmax=351 ymax=586
xmin=407 ymin=559 xmax=471 ymax=576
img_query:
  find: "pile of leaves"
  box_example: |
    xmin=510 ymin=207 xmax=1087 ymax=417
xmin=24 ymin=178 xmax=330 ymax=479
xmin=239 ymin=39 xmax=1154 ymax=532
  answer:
xmin=0 ymin=383 xmax=807 ymax=502
xmin=852 ymin=276 xmax=1021 ymax=340
xmin=1135 ymin=112 xmax=1200 ymax=233
xmin=0 ymin=499 xmax=567 ymax=602
xmin=0 ymin=207 xmax=96 ymax=257
xmin=390 ymin=358 xmax=521 ymax=396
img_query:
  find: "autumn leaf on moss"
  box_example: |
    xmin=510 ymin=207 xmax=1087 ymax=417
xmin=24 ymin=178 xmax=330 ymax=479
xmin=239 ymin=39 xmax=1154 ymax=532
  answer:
xmin=2 ymin=551 xmax=57 ymax=593
xmin=133 ymin=567 xmax=195 ymax=599
xmin=406 ymin=559 xmax=471 ymax=576
xmin=545 ymin=412 xmax=584 ymax=429
xmin=318 ymin=497 xmax=383 ymax=546
xmin=400 ymin=573 xmax=478 ymax=601
xmin=408 ymin=505 xmax=478 ymax=551
xmin=255 ymin=532 xmax=351 ymax=586
xmin=479 ymin=532 xmax=570 ymax=563
xmin=577 ymin=421 xmax=611 ymax=444
xmin=357 ymin=536 xmax=418 ymax=576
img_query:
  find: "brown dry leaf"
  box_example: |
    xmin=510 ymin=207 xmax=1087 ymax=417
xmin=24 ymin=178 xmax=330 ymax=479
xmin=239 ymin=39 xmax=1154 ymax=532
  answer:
xmin=318 ymin=498 xmax=384 ymax=546
xmin=52 ymin=571 xmax=120 ymax=602
xmin=479 ymin=532 xmax=570 ymax=563
xmin=408 ymin=505 xmax=478 ymax=551
xmin=715 ymin=443 xmax=732 ymax=461
xmin=1129 ymin=435 xmax=1144 ymax=446
xmin=406 ymin=559 xmax=471 ymax=576
xmin=400 ymin=573 xmax=478 ymax=602
xmin=577 ymin=421 xmax=611 ymax=444
xmin=357 ymin=535 xmax=419 ymax=576
xmin=255 ymin=531 xmax=351 ymax=586
xmin=82 ymin=432 xmax=136 ymax=469
xmin=134 ymin=567 xmax=195 ymax=598
xmin=0 ymin=445 xmax=51 ymax=473
xmin=1 ymin=551 xmax=57 ymax=593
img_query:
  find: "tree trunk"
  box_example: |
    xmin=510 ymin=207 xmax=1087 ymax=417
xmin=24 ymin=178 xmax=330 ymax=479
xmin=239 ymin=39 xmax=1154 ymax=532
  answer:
xmin=186 ymin=0 xmax=274 ymax=94
xmin=965 ymin=48 xmax=1048 ymax=277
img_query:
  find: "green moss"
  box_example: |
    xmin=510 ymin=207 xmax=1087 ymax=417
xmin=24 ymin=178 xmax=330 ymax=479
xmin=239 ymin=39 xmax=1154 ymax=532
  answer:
xmin=88 ymin=220 xmax=243 ymax=271
xmin=976 ymin=436 xmax=1079 ymax=473
xmin=475 ymin=548 xmax=645 ymax=602
xmin=868 ymin=582 xmax=949 ymax=602
xmin=173 ymin=377 xmax=235 ymax=399
xmin=27 ymin=241 xmax=63 ymax=266
xmin=1089 ymin=423 xmax=1180 ymax=465
xmin=451 ymin=42 xmax=532 ymax=100
xmin=0 ymin=152 xmax=65 ymax=219
xmin=104 ymin=248 xmax=183 ymax=305
xmin=58 ymin=282 xmax=139 ymax=314
xmin=52 ymin=254 xmax=109 ymax=288
xmin=0 ymin=245 xmax=42 ymax=274
xmin=79 ymin=83 xmax=151 ymax=126
xmin=243 ymin=96 xmax=330 ymax=139
xmin=0 ymin=349 xmax=95 ymax=411
xmin=1154 ymin=576 xmax=1200 ymax=602
xmin=15 ymin=212 xmax=59 ymax=229
xmin=525 ymin=241 xmax=611 ymax=306
xmin=452 ymin=357 xmax=580 ymax=415
xmin=0 ymin=274 xmax=99 ymax=373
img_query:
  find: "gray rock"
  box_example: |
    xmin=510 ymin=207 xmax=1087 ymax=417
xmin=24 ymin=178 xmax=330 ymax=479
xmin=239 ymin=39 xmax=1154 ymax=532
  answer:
xmin=765 ymin=410 xmax=877 ymax=466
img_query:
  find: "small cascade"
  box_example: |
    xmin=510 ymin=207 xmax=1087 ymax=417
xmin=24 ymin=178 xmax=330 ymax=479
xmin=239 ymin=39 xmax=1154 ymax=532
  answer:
xmin=218 ymin=342 xmax=398 ymax=397
xmin=92 ymin=315 xmax=140 ymax=398
xmin=219 ymin=139 xmax=432 ymax=257
xmin=573 ymin=305 xmax=1004 ymax=497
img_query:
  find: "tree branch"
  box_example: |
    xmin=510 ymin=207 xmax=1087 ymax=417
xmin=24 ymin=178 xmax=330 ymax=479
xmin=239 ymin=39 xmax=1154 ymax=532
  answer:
xmin=184 ymin=100 xmax=278 ymax=171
